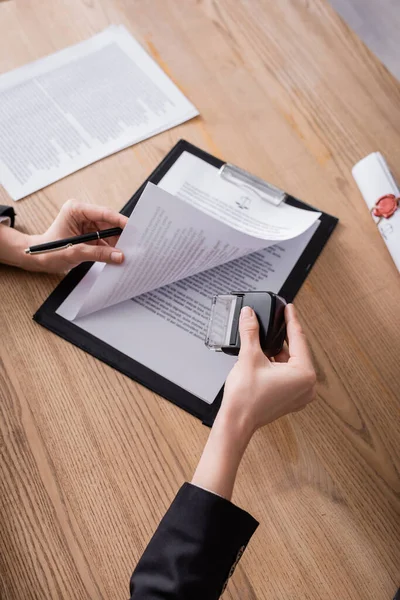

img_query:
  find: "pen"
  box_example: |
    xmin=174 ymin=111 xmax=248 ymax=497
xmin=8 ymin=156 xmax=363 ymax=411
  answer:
xmin=24 ymin=227 xmax=123 ymax=255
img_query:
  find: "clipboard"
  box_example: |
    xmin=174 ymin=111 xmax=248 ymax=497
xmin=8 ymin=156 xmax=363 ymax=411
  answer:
xmin=34 ymin=140 xmax=338 ymax=426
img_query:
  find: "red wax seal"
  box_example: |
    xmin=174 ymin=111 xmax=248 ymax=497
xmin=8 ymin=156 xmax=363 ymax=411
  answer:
xmin=372 ymin=194 xmax=399 ymax=218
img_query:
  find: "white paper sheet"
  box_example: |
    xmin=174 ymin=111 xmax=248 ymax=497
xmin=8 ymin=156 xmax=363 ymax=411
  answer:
xmin=0 ymin=25 xmax=198 ymax=200
xmin=159 ymin=152 xmax=321 ymax=240
xmin=57 ymin=222 xmax=319 ymax=403
xmin=58 ymin=152 xmax=320 ymax=319
xmin=63 ymin=172 xmax=319 ymax=319
xmin=57 ymin=151 xmax=321 ymax=402
xmin=68 ymin=183 xmax=271 ymax=319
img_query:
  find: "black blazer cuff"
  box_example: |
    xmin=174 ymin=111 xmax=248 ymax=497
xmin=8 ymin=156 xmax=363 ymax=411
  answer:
xmin=130 ymin=482 xmax=259 ymax=600
xmin=0 ymin=205 xmax=16 ymax=228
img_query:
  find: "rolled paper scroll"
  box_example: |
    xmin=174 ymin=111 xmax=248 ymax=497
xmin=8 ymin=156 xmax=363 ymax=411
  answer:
xmin=352 ymin=152 xmax=400 ymax=272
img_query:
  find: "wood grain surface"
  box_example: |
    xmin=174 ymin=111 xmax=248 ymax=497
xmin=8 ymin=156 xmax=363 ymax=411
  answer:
xmin=0 ymin=1 xmax=399 ymax=599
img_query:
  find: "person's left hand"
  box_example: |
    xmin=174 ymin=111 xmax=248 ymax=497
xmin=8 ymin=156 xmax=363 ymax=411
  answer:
xmin=25 ymin=200 xmax=129 ymax=273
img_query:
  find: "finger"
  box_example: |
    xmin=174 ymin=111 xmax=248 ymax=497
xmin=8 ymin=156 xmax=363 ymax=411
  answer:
xmin=64 ymin=243 xmax=124 ymax=265
xmin=65 ymin=201 xmax=129 ymax=230
xmin=285 ymin=304 xmax=314 ymax=369
xmin=238 ymin=306 xmax=265 ymax=360
xmin=274 ymin=342 xmax=290 ymax=363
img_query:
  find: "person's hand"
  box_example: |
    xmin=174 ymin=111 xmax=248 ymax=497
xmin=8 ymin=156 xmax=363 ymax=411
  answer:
xmin=192 ymin=303 xmax=315 ymax=501
xmin=220 ymin=303 xmax=316 ymax=437
xmin=192 ymin=304 xmax=316 ymax=500
xmin=24 ymin=200 xmax=128 ymax=273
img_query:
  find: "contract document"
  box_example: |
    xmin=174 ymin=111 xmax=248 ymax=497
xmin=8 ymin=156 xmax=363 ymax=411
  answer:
xmin=57 ymin=152 xmax=321 ymax=403
xmin=0 ymin=25 xmax=198 ymax=200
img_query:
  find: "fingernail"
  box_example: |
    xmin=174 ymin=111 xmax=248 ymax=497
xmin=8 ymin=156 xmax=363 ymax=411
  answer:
xmin=111 ymin=251 xmax=123 ymax=263
xmin=240 ymin=306 xmax=253 ymax=319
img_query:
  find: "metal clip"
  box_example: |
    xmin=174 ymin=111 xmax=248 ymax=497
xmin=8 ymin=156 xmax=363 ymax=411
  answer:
xmin=219 ymin=163 xmax=287 ymax=206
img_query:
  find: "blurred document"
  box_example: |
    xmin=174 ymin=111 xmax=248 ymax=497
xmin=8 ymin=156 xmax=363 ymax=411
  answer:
xmin=0 ymin=25 xmax=198 ymax=200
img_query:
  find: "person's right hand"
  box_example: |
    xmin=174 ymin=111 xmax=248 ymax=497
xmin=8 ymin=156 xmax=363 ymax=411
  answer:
xmin=23 ymin=201 xmax=128 ymax=274
xmin=220 ymin=303 xmax=316 ymax=436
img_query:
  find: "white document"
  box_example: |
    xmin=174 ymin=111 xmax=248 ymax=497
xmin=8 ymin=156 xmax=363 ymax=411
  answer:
xmin=159 ymin=152 xmax=320 ymax=240
xmin=58 ymin=223 xmax=319 ymax=403
xmin=61 ymin=161 xmax=319 ymax=319
xmin=68 ymin=183 xmax=270 ymax=319
xmin=57 ymin=153 xmax=321 ymax=403
xmin=0 ymin=25 xmax=198 ymax=200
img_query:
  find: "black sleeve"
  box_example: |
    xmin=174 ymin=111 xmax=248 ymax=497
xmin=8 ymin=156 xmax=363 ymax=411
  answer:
xmin=0 ymin=205 xmax=16 ymax=228
xmin=130 ymin=482 xmax=258 ymax=600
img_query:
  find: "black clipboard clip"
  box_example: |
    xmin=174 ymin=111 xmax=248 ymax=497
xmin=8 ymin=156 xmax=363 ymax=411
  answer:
xmin=219 ymin=163 xmax=287 ymax=207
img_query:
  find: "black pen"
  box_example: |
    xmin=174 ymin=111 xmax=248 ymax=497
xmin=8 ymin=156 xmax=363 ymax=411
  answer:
xmin=24 ymin=227 xmax=123 ymax=255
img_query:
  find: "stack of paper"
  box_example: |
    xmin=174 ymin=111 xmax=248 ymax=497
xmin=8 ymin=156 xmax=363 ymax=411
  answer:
xmin=0 ymin=25 xmax=198 ymax=200
xmin=58 ymin=152 xmax=321 ymax=402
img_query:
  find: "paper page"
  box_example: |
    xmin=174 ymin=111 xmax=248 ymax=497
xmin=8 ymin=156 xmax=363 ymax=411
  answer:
xmin=61 ymin=151 xmax=320 ymax=320
xmin=66 ymin=183 xmax=271 ymax=320
xmin=158 ymin=151 xmax=321 ymax=240
xmin=57 ymin=221 xmax=319 ymax=403
xmin=0 ymin=25 xmax=198 ymax=200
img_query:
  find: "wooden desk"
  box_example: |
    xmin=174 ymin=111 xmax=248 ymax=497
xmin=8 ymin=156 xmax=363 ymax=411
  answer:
xmin=1 ymin=1 xmax=399 ymax=598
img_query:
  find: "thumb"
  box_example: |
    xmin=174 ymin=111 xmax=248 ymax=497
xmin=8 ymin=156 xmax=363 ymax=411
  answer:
xmin=238 ymin=306 xmax=262 ymax=358
xmin=64 ymin=243 xmax=124 ymax=265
